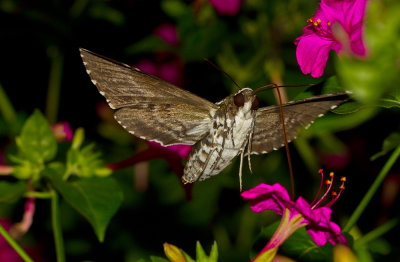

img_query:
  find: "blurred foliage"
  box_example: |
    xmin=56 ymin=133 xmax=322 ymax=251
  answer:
xmin=0 ymin=0 xmax=399 ymax=261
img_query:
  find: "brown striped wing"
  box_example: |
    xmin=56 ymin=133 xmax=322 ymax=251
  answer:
xmin=80 ymin=48 xmax=217 ymax=146
xmin=250 ymin=93 xmax=348 ymax=154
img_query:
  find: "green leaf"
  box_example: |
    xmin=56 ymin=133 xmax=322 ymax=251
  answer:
xmin=46 ymin=169 xmax=123 ymax=242
xmin=195 ymin=241 xmax=218 ymax=262
xmin=150 ymin=256 xmax=170 ymax=262
xmin=331 ymin=102 xmax=362 ymax=114
xmin=336 ymin=1 xmax=400 ymax=104
xmin=294 ymin=77 xmax=348 ymax=101
xmin=208 ymin=242 xmax=218 ymax=262
xmin=65 ymin=140 xmax=111 ymax=179
xmin=0 ymin=181 xmax=28 ymax=203
xmin=161 ymin=0 xmax=190 ymax=20
xmin=378 ymin=97 xmax=400 ymax=109
xmin=280 ymin=228 xmax=333 ymax=262
xmin=125 ymin=36 xmax=171 ymax=55
xmin=9 ymin=154 xmax=42 ymax=180
xmin=371 ymin=132 xmax=400 ymax=160
xmin=253 ymin=222 xmax=333 ymax=262
xmin=196 ymin=241 xmax=208 ymax=261
xmin=17 ymin=110 xmax=57 ymax=164
xmin=88 ymin=3 xmax=125 ymax=26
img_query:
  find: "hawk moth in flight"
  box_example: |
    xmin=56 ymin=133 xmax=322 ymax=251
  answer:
xmin=80 ymin=48 xmax=347 ymax=189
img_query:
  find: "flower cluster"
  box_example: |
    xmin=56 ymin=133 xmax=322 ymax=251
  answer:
xmin=242 ymin=170 xmax=347 ymax=261
xmin=295 ymin=0 xmax=368 ymax=77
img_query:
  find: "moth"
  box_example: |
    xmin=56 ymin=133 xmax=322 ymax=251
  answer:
xmin=80 ymin=48 xmax=348 ymax=190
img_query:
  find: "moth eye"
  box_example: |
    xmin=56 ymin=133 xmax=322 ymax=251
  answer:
xmin=234 ymin=93 xmax=245 ymax=107
xmin=251 ymin=97 xmax=259 ymax=109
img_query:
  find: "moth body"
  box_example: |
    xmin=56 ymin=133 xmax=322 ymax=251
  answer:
xmin=182 ymin=88 xmax=257 ymax=183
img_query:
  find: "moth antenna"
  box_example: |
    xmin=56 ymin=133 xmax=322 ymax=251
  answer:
xmin=204 ymin=58 xmax=242 ymax=91
xmin=252 ymin=83 xmax=314 ymax=95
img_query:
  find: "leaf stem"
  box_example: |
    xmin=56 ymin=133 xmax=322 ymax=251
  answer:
xmin=0 ymin=82 xmax=17 ymax=124
xmin=25 ymin=191 xmax=53 ymax=199
xmin=51 ymin=189 xmax=66 ymax=262
xmin=355 ymin=218 xmax=398 ymax=248
xmin=0 ymin=223 xmax=33 ymax=262
xmin=45 ymin=46 xmax=64 ymax=124
xmin=344 ymin=144 xmax=400 ymax=232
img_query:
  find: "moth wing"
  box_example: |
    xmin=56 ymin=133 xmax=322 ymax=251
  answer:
xmin=250 ymin=93 xmax=348 ymax=154
xmin=80 ymin=48 xmax=217 ymax=145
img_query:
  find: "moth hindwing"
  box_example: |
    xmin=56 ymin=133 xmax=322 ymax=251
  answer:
xmin=80 ymin=48 xmax=348 ymax=189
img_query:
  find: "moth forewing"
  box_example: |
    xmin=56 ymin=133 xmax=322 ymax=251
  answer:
xmin=79 ymin=48 xmax=216 ymax=146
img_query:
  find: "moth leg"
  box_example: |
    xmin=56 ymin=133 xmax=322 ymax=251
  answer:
xmin=230 ymin=110 xmax=236 ymax=148
xmin=239 ymin=149 xmax=244 ymax=191
xmin=247 ymin=129 xmax=253 ymax=174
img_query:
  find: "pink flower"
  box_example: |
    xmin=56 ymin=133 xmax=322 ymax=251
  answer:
xmin=294 ymin=0 xmax=368 ymax=78
xmin=209 ymin=0 xmax=242 ymax=16
xmin=52 ymin=122 xmax=73 ymax=142
xmin=146 ymin=141 xmax=191 ymax=159
xmin=320 ymin=150 xmax=350 ymax=170
xmin=135 ymin=59 xmax=183 ymax=86
xmin=242 ymin=170 xmax=347 ymax=261
xmin=153 ymin=24 xmax=179 ymax=46
xmin=0 ymin=195 xmax=41 ymax=262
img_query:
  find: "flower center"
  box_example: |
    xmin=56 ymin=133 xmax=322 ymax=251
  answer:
xmin=311 ymin=169 xmax=346 ymax=209
xmin=307 ymin=17 xmax=333 ymax=40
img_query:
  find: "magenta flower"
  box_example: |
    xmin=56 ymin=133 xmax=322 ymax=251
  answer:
xmin=153 ymin=24 xmax=179 ymax=46
xmin=209 ymin=0 xmax=242 ymax=16
xmin=52 ymin=122 xmax=73 ymax=142
xmin=0 ymin=194 xmax=41 ymax=262
xmin=242 ymin=170 xmax=347 ymax=261
xmin=135 ymin=59 xmax=183 ymax=86
xmin=294 ymin=0 xmax=368 ymax=78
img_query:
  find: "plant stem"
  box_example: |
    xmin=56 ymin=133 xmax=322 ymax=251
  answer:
xmin=344 ymin=144 xmax=400 ymax=232
xmin=46 ymin=46 xmax=64 ymax=124
xmin=51 ymin=190 xmax=66 ymax=262
xmin=25 ymin=191 xmax=53 ymax=199
xmin=0 ymin=82 xmax=17 ymax=124
xmin=355 ymin=218 xmax=398 ymax=248
xmin=0 ymin=223 xmax=33 ymax=262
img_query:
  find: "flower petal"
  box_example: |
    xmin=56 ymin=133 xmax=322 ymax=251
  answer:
xmin=154 ymin=24 xmax=179 ymax=46
xmin=241 ymin=183 xmax=290 ymax=215
xmin=209 ymin=0 xmax=242 ymax=16
xmin=320 ymin=0 xmax=367 ymax=56
xmin=295 ymin=33 xmax=335 ymax=78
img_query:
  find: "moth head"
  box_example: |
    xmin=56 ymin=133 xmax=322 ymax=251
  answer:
xmin=233 ymin=88 xmax=259 ymax=111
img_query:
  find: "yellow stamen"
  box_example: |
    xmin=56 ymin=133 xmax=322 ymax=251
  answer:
xmin=317 ymin=18 xmax=321 ymax=23
xmin=341 ymin=176 xmax=346 ymax=182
